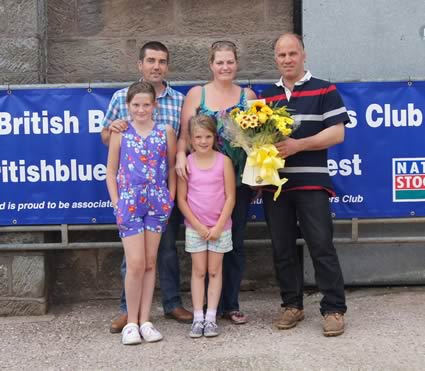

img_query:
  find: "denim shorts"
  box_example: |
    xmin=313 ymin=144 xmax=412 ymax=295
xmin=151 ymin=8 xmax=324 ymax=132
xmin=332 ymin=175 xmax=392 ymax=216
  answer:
xmin=185 ymin=227 xmax=233 ymax=253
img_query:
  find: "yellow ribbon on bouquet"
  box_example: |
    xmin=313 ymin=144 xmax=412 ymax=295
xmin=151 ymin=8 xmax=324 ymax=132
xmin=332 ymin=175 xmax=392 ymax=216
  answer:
xmin=246 ymin=144 xmax=288 ymax=201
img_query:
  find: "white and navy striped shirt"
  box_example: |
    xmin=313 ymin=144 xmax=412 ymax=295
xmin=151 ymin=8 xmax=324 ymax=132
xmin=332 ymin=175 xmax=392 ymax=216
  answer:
xmin=261 ymin=73 xmax=350 ymax=192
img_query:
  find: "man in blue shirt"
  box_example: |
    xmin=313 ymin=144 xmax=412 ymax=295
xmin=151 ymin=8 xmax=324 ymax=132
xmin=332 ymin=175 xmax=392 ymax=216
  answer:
xmin=102 ymin=41 xmax=192 ymax=333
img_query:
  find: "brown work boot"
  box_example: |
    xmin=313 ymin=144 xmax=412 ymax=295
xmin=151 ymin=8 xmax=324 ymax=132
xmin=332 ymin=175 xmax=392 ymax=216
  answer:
xmin=165 ymin=307 xmax=193 ymax=324
xmin=323 ymin=312 xmax=345 ymax=337
xmin=109 ymin=313 xmax=127 ymax=334
xmin=276 ymin=307 xmax=304 ymax=330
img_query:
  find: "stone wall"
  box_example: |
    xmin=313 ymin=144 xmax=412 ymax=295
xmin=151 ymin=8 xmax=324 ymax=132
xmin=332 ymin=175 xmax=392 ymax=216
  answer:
xmin=0 ymin=233 xmax=47 ymax=315
xmin=47 ymin=0 xmax=292 ymax=83
xmin=0 ymin=0 xmax=293 ymax=84
xmin=0 ymin=0 xmax=46 ymax=84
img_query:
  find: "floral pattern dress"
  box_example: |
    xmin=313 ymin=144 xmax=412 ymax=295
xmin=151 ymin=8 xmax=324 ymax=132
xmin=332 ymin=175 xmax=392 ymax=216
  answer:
xmin=115 ymin=122 xmax=173 ymax=238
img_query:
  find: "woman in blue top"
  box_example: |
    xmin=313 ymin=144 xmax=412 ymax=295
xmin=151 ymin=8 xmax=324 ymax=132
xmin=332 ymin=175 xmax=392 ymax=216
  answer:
xmin=176 ymin=41 xmax=257 ymax=324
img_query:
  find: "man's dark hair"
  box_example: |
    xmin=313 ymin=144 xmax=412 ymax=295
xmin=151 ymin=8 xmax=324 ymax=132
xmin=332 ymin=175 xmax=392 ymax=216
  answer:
xmin=139 ymin=41 xmax=169 ymax=62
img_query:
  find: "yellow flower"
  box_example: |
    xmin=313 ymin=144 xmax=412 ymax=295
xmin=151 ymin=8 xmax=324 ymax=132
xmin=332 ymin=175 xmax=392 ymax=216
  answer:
xmin=275 ymin=119 xmax=293 ymax=136
xmin=274 ymin=106 xmax=291 ymax=116
xmin=258 ymin=112 xmax=268 ymax=124
xmin=234 ymin=112 xmax=257 ymax=130
xmin=249 ymin=101 xmax=267 ymax=113
xmin=281 ymin=127 xmax=292 ymax=136
xmin=238 ymin=114 xmax=255 ymax=128
xmin=230 ymin=107 xmax=240 ymax=117
xmin=272 ymin=116 xmax=280 ymax=125
xmin=260 ymin=105 xmax=273 ymax=116
xmin=272 ymin=115 xmax=293 ymax=127
xmin=250 ymin=114 xmax=259 ymax=123
xmin=282 ymin=116 xmax=294 ymax=125
xmin=234 ymin=113 xmax=246 ymax=125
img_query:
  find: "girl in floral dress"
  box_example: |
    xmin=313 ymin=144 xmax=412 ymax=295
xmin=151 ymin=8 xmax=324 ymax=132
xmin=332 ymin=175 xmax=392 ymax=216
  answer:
xmin=106 ymin=81 xmax=176 ymax=345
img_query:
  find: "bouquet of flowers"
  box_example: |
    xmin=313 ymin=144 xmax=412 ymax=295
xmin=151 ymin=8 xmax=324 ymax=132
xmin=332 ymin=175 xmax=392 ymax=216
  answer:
xmin=221 ymin=100 xmax=298 ymax=201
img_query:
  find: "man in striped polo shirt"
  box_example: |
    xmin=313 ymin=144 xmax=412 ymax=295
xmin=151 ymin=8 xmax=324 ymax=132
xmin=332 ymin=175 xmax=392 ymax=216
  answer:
xmin=261 ymin=33 xmax=349 ymax=337
xmin=101 ymin=41 xmax=192 ymax=333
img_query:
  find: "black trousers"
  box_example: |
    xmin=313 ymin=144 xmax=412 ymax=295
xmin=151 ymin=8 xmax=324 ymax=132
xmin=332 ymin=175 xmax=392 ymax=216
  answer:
xmin=263 ymin=190 xmax=347 ymax=315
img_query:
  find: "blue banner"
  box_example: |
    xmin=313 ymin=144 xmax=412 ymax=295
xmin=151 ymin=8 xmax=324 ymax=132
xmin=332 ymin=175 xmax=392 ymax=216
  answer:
xmin=1 ymin=81 xmax=424 ymax=225
xmin=330 ymin=81 xmax=425 ymax=218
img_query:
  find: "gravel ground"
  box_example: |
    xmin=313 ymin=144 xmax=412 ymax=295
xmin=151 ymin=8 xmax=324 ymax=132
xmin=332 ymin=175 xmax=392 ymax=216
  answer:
xmin=1 ymin=287 xmax=425 ymax=371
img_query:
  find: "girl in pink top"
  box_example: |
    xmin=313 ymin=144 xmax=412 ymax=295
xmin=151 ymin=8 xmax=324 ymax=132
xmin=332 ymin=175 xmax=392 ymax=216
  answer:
xmin=177 ymin=115 xmax=236 ymax=338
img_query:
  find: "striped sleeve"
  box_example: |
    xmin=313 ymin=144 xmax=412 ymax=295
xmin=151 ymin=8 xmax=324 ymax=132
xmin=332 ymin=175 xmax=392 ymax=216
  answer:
xmin=321 ymin=84 xmax=350 ymax=127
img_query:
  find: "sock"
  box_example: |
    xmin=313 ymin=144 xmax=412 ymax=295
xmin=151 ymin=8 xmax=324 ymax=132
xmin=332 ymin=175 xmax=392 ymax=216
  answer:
xmin=193 ymin=310 xmax=204 ymax=323
xmin=205 ymin=308 xmax=217 ymax=323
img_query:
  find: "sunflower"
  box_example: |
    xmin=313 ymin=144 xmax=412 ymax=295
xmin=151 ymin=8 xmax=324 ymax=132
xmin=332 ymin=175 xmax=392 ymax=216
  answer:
xmin=249 ymin=101 xmax=267 ymax=114
xmin=240 ymin=121 xmax=249 ymax=129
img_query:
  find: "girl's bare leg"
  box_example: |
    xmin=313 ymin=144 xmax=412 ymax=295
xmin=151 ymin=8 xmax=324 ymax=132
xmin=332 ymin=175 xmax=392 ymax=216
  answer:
xmin=138 ymin=230 xmax=162 ymax=324
xmin=122 ymin=233 xmax=145 ymax=324
xmin=206 ymin=251 xmax=224 ymax=311
xmin=191 ymin=251 xmax=208 ymax=312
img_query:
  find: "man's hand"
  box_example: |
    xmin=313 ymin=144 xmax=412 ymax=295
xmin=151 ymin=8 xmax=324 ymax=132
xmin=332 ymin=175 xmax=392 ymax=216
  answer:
xmin=109 ymin=119 xmax=128 ymax=133
xmin=101 ymin=120 xmax=128 ymax=146
xmin=175 ymin=151 xmax=190 ymax=181
xmin=275 ymin=138 xmax=303 ymax=158
xmin=275 ymin=124 xmax=345 ymax=158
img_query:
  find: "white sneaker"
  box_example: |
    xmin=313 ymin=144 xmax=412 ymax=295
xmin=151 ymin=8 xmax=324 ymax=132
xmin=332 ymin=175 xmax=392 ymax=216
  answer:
xmin=122 ymin=323 xmax=142 ymax=345
xmin=140 ymin=321 xmax=163 ymax=343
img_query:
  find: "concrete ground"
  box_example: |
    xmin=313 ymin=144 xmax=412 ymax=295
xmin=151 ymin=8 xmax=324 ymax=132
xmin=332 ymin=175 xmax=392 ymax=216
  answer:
xmin=1 ymin=287 xmax=425 ymax=371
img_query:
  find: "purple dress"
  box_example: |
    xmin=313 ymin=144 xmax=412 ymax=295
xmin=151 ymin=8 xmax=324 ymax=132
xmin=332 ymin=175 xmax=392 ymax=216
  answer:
xmin=115 ymin=122 xmax=173 ymax=238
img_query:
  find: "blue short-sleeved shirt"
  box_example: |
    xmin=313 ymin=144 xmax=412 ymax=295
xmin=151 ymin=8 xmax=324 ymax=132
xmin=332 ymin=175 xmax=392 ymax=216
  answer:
xmin=102 ymin=80 xmax=184 ymax=136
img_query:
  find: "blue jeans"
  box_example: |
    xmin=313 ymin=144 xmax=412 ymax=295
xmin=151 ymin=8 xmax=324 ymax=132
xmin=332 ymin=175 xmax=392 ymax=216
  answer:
xmin=263 ymin=190 xmax=347 ymax=315
xmin=119 ymin=205 xmax=184 ymax=314
xmin=218 ymin=184 xmax=253 ymax=315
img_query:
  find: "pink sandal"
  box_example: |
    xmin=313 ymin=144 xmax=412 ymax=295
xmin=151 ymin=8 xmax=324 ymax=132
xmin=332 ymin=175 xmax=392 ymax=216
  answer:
xmin=222 ymin=311 xmax=248 ymax=325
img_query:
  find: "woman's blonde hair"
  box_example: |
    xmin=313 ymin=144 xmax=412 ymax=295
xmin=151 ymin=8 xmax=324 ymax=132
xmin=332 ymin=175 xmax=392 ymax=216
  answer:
xmin=209 ymin=40 xmax=238 ymax=64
